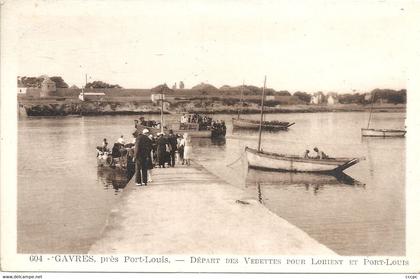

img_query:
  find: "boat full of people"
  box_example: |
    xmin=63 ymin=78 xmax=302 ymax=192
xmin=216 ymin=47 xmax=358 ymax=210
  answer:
xmin=172 ymin=113 xmax=226 ymax=138
xmin=96 ymin=137 xmax=135 ymax=171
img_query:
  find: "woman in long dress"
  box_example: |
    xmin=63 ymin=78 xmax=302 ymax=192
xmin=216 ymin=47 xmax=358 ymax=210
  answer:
xmin=183 ymin=133 xmax=192 ymax=165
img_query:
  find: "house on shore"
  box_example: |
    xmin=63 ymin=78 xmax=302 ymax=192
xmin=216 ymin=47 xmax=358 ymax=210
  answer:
xmin=310 ymin=92 xmax=324 ymax=105
xmin=327 ymin=93 xmax=339 ymax=105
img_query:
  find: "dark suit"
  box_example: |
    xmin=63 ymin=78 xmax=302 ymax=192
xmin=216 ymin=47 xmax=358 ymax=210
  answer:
xmin=168 ymin=134 xmax=178 ymax=167
xmin=134 ymin=134 xmax=152 ymax=184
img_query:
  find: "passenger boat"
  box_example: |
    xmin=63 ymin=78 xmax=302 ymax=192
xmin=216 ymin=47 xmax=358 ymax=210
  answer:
xmin=361 ymin=128 xmax=406 ymax=137
xmin=171 ymin=122 xmax=226 ymax=138
xmin=245 ymin=147 xmax=363 ymax=174
xmin=245 ymin=76 xmax=363 ymax=174
xmin=232 ymin=118 xmax=294 ymax=130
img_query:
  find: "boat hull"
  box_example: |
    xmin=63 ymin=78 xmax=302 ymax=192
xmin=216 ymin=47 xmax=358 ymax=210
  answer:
xmin=245 ymin=147 xmax=361 ymax=173
xmin=232 ymin=118 xmax=294 ymax=130
xmin=361 ymin=128 xmax=406 ymax=137
xmin=173 ymin=129 xmax=212 ymax=138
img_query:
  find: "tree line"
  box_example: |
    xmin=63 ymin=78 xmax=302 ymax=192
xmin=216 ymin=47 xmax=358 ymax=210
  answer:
xmin=17 ymin=76 xmax=406 ymax=104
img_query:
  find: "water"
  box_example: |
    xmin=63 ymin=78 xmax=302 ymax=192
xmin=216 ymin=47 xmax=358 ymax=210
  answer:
xmin=18 ymin=112 xmax=406 ymax=255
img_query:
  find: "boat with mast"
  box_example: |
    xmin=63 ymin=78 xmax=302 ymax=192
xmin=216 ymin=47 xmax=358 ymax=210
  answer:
xmin=245 ymin=76 xmax=363 ymax=174
xmin=232 ymin=82 xmax=294 ymax=131
xmin=361 ymin=92 xmax=406 ymax=137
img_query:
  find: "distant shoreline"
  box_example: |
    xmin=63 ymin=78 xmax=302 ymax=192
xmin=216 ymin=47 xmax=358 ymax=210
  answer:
xmin=18 ymin=100 xmax=406 ymax=117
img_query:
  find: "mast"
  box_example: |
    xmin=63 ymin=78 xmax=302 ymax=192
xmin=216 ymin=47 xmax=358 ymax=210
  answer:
xmin=237 ymin=80 xmax=244 ymax=119
xmin=257 ymin=76 xmax=266 ymax=152
xmin=160 ymin=93 xmax=164 ymax=133
xmin=367 ymin=91 xmax=375 ymax=129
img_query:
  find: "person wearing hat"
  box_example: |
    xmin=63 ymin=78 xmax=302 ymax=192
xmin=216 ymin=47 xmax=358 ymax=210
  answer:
xmin=168 ymin=130 xmax=178 ymax=167
xmin=134 ymin=128 xmax=152 ymax=186
xmin=156 ymin=132 xmax=168 ymax=168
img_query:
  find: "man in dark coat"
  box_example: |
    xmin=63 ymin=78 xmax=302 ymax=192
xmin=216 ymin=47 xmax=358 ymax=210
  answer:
xmin=134 ymin=129 xmax=152 ymax=186
xmin=168 ymin=130 xmax=178 ymax=167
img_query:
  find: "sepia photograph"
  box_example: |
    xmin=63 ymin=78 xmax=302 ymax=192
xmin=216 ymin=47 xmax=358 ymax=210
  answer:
xmin=1 ymin=0 xmax=420 ymax=275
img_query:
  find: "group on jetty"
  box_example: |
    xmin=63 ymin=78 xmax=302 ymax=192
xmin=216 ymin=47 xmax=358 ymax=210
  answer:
xmin=97 ymin=118 xmax=195 ymax=185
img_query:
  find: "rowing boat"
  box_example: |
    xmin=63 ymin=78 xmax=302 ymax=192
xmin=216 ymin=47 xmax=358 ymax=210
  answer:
xmin=361 ymin=128 xmax=406 ymax=137
xmin=361 ymin=91 xmax=406 ymax=137
xmin=245 ymin=147 xmax=363 ymax=174
xmin=232 ymin=118 xmax=295 ymax=130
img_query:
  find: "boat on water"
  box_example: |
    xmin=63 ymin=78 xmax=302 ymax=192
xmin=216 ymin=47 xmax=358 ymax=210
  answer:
xmin=361 ymin=128 xmax=406 ymax=137
xmin=232 ymin=81 xmax=294 ymax=131
xmin=172 ymin=122 xmax=226 ymax=138
xmin=169 ymin=113 xmax=226 ymax=138
xmin=361 ymin=92 xmax=406 ymax=137
xmin=245 ymin=76 xmax=363 ymax=174
xmin=96 ymin=145 xmax=133 ymax=170
xmin=232 ymin=118 xmax=294 ymax=130
xmin=245 ymin=147 xmax=363 ymax=174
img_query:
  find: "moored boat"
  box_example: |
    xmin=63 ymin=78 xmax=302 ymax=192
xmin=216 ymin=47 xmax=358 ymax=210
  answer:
xmin=361 ymin=128 xmax=406 ymax=137
xmin=361 ymin=91 xmax=406 ymax=137
xmin=245 ymin=147 xmax=363 ymax=174
xmin=233 ymin=82 xmax=294 ymax=131
xmin=171 ymin=122 xmax=226 ymax=138
xmin=232 ymin=117 xmax=294 ymax=130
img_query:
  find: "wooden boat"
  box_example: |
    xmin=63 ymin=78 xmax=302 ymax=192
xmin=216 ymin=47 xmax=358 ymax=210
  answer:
xmin=233 ymin=81 xmax=294 ymax=131
xmin=245 ymin=76 xmax=363 ymax=174
xmin=361 ymin=128 xmax=406 ymax=137
xmin=361 ymin=92 xmax=406 ymax=137
xmin=232 ymin=117 xmax=294 ymax=130
xmin=245 ymin=147 xmax=363 ymax=174
xmin=171 ymin=122 xmax=226 ymax=138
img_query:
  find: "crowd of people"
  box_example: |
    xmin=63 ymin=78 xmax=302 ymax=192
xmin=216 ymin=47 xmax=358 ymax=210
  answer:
xmin=134 ymin=116 xmax=161 ymax=131
xmin=130 ymin=129 xmax=192 ymax=186
xmin=180 ymin=113 xmax=226 ymax=132
xmin=97 ymin=126 xmax=193 ymax=187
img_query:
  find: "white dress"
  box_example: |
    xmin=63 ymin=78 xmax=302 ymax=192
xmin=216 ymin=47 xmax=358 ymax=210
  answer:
xmin=183 ymin=138 xmax=192 ymax=160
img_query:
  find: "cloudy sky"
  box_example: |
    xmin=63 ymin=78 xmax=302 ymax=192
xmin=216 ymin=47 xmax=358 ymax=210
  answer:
xmin=5 ymin=0 xmax=417 ymax=92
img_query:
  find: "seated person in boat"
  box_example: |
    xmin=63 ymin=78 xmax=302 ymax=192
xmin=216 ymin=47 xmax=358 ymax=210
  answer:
xmin=139 ymin=116 xmax=145 ymax=125
xmin=134 ymin=119 xmax=139 ymax=129
xmin=112 ymin=143 xmax=122 ymax=158
xmin=117 ymin=135 xmax=125 ymax=145
xmin=303 ymin=149 xmax=310 ymax=159
xmin=313 ymin=147 xmax=329 ymax=159
xmin=102 ymin=138 xmax=109 ymax=151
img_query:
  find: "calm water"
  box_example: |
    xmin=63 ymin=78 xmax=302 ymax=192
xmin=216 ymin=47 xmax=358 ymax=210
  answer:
xmin=18 ymin=112 xmax=406 ymax=255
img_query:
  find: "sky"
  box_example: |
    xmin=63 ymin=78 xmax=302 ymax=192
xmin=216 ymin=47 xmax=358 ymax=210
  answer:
xmin=5 ymin=0 xmax=417 ymax=93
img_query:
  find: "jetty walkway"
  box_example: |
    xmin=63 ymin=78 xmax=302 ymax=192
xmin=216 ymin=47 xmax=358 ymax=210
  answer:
xmin=89 ymin=163 xmax=335 ymax=255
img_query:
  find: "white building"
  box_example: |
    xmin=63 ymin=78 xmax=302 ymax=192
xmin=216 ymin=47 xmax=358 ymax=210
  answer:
xmin=310 ymin=93 xmax=323 ymax=104
xmin=327 ymin=93 xmax=339 ymax=105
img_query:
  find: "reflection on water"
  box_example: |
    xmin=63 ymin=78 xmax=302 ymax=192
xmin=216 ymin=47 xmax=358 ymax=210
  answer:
xmin=18 ymin=112 xmax=405 ymax=255
xmin=246 ymin=170 xmax=365 ymax=197
xmin=96 ymin=168 xmax=128 ymax=194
